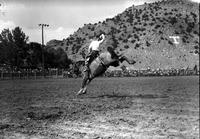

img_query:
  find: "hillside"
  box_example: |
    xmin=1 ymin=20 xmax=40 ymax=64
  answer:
xmin=46 ymin=0 xmax=199 ymax=70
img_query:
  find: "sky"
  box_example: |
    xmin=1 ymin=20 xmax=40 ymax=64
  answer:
xmin=0 ymin=0 xmax=199 ymax=44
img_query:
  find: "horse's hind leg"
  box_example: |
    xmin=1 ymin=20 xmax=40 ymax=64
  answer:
xmin=81 ymin=71 xmax=89 ymax=88
xmin=77 ymin=71 xmax=89 ymax=95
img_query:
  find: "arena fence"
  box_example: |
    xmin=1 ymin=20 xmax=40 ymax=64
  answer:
xmin=0 ymin=68 xmax=199 ymax=80
xmin=0 ymin=69 xmax=66 ymax=80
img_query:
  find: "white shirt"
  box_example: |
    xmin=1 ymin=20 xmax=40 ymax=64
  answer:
xmin=88 ymin=34 xmax=105 ymax=52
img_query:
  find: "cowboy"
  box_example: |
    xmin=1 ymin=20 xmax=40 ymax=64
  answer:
xmin=84 ymin=34 xmax=105 ymax=71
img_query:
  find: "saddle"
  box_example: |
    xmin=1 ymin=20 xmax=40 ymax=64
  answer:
xmin=85 ymin=55 xmax=107 ymax=73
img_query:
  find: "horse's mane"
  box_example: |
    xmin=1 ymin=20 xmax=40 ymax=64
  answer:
xmin=106 ymin=47 xmax=118 ymax=59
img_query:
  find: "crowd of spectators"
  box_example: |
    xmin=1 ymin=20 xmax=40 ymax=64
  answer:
xmin=103 ymin=67 xmax=199 ymax=77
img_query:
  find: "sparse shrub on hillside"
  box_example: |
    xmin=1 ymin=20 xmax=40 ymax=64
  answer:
xmin=115 ymin=15 xmax=121 ymax=21
xmin=105 ymin=18 xmax=112 ymax=22
xmin=193 ymin=30 xmax=199 ymax=35
xmin=186 ymin=22 xmax=194 ymax=33
xmin=140 ymin=28 xmax=146 ymax=32
xmin=69 ymin=37 xmax=74 ymax=41
xmin=194 ymin=40 xmax=199 ymax=44
xmin=72 ymin=44 xmax=81 ymax=54
xmin=155 ymin=13 xmax=158 ymax=16
xmin=182 ymin=35 xmax=189 ymax=43
xmin=149 ymin=22 xmax=154 ymax=26
xmin=175 ymin=30 xmax=179 ymax=35
xmin=110 ymin=27 xmax=118 ymax=35
xmin=80 ymin=49 xmax=86 ymax=58
xmin=194 ymin=46 xmax=199 ymax=54
xmin=169 ymin=17 xmax=177 ymax=25
xmin=194 ymin=45 xmax=199 ymax=50
xmin=190 ymin=12 xmax=197 ymax=23
xmin=168 ymin=40 xmax=173 ymax=45
xmin=134 ymin=43 xmax=141 ymax=49
xmin=155 ymin=24 xmax=161 ymax=29
xmin=143 ymin=23 xmax=147 ymax=26
xmin=123 ymin=39 xmax=128 ymax=43
xmin=194 ymin=50 xmax=199 ymax=54
xmin=124 ymin=45 xmax=129 ymax=49
xmin=159 ymin=30 xmax=163 ymax=34
xmin=138 ymin=9 xmax=143 ymax=15
xmin=176 ymin=13 xmax=182 ymax=17
xmin=179 ymin=25 xmax=184 ymax=29
xmin=118 ymin=36 xmax=123 ymax=41
xmin=128 ymin=34 xmax=132 ymax=38
xmin=172 ymin=8 xmax=178 ymax=12
xmin=142 ymin=14 xmax=149 ymax=21
xmin=156 ymin=17 xmax=161 ymax=21
xmin=110 ymin=35 xmax=119 ymax=49
xmin=90 ymin=27 xmax=95 ymax=31
xmin=164 ymin=12 xmax=168 ymax=16
xmin=60 ymin=42 xmax=64 ymax=46
xmin=146 ymin=41 xmax=151 ymax=47
xmin=133 ymin=34 xmax=139 ymax=40
xmin=131 ymin=39 xmax=136 ymax=44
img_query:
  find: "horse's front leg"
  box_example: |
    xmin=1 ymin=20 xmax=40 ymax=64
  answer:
xmin=82 ymin=78 xmax=93 ymax=94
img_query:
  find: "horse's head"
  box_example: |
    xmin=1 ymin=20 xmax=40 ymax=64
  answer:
xmin=117 ymin=51 xmax=136 ymax=65
xmin=104 ymin=47 xmax=136 ymax=65
xmin=119 ymin=55 xmax=136 ymax=65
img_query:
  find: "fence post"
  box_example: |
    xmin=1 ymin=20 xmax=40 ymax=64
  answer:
xmin=35 ymin=71 xmax=36 ymax=80
xmin=10 ymin=71 xmax=13 ymax=80
xmin=1 ymin=71 xmax=3 ymax=80
xmin=56 ymin=69 xmax=58 ymax=78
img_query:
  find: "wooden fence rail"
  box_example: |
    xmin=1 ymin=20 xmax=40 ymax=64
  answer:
xmin=0 ymin=70 xmax=64 ymax=80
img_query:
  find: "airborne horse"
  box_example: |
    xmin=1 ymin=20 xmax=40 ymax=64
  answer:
xmin=77 ymin=47 xmax=136 ymax=95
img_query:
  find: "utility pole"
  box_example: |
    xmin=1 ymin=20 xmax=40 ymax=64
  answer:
xmin=38 ymin=24 xmax=49 ymax=77
xmin=132 ymin=5 xmax=135 ymax=15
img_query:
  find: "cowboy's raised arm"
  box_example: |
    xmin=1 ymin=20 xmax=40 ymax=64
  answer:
xmin=99 ymin=34 xmax=105 ymax=44
xmin=88 ymin=44 xmax=92 ymax=53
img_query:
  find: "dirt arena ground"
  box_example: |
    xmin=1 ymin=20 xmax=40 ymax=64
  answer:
xmin=0 ymin=76 xmax=199 ymax=139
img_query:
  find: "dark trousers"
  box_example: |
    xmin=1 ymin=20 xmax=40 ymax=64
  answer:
xmin=86 ymin=50 xmax=99 ymax=63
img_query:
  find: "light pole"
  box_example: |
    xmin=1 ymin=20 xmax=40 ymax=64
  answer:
xmin=38 ymin=24 xmax=49 ymax=77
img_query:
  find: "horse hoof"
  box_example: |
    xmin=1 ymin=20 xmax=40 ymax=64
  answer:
xmin=77 ymin=91 xmax=87 ymax=95
xmin=77 ymin=90 xmax=85 ymax=96
xmin=77 ymin=90 xmax=87 ymax=95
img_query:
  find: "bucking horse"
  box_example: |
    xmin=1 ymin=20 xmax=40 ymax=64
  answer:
xmin=77 ymin=47 xmax=136 ymax=95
